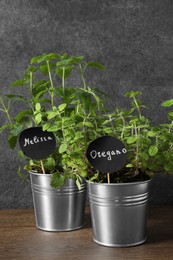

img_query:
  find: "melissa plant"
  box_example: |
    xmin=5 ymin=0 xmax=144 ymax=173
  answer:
xmin=0 ymin=53 xmax=106 ymax=188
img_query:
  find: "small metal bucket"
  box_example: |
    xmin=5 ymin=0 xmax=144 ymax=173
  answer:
xmin=30 ymin=172 xmax=87 ymax=231
xmin=88 ymin=179 xmax=151 ymax=247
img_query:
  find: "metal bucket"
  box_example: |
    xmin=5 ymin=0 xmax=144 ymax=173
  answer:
xmin=88 ymin=179 xmax=151 ymax=247
xmin=30 ymin=172 xmax=87 ymax=231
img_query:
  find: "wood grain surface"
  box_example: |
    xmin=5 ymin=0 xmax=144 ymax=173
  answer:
xmin=0 ymin=207 xmax=173 ymax=260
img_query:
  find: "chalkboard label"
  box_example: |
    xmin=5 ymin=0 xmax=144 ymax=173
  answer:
xmin=86 ymin=136 xmax=127 ymax=173
xmin=19 ymin=127 xmax=56 ymax=160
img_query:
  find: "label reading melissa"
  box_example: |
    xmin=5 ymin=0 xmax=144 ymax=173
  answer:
xmin=86 ymin=136 xmax=127 ymax=173
xmin=19 ymin=127 xmax=56 ymax=160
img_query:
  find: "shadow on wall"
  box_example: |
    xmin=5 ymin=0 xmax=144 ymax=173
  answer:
xmin=150 ymin=173 xmax=173 ymax=205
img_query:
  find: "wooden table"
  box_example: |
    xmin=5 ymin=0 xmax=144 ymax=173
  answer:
xmin=0 ymin=207 xmax=173 ymax=260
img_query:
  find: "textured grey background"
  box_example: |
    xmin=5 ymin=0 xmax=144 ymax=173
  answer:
xmin=0 ymin=0 xmax=173 ymax=208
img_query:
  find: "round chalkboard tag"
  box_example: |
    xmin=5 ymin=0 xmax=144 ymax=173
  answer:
xmin=86 ymin=136 xmax=127 ymax=173
xmin=19 ymin=127 xmax=56 ymax=160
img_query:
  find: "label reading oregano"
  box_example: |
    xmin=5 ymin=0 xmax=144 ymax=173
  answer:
xmin=86 ymin=136 xmax=127 ymax=173
xmin=19 ymin=127 xmax=56 ymax=160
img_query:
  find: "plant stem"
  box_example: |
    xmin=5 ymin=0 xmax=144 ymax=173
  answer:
xmin=0 ymin=97 xmax=12 ymax=125
xmin=134 ymin=123 xmax=139 ymax=175
xmin=79 ymin=64 xmax=87 ymax=90
xmin=107 ymin=173 xmax=111 ymax=183
xmin=62 ymin=66 xmax=65 ymax=96
xmin=133 ymin=96 xmax=142 ymax=119
xmin=47 ymin=61 xmax=54 ymax=107
xmin=29 ymin=71 xmax=37 ymax=124
xmin=119 ymin=112 xmax=126 ymax=140
xmin=168 ymin=121 xmax=173 ymax=133
xmin=29 ymin=71 xmax=33 ymax=94
xmin=109 ymin=114 xmax=116 ymax=135
xmin=40 ymin=160 xmax=45 ymax=174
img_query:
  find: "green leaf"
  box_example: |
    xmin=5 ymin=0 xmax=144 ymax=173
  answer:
xmin=88 ymin=172 xmax=99 ymax=183
xmin=140 ymin=152 xmax=149 ymax=160
xmin=148 ymin=146 xmax=158 ymax=156
xmin=47 ymin=111 xmax=57 ymax=120
xmin=47 ymin=125 xmax=61 ymax=132
xmin=124 ymin=91 xmax=141 ymax=98
xmin=76 ymin=179 xmax=81 ymax=189
xmin=76 ymin=178 xmax=82 ymax=190
xmin=39 ymin=64 xmax=49 ymax=75
xmin=24 ymin=165 xmax=32 ymax=171
xmin=56 ymin=55 xmax=84 ymax=67
xmin=8 ymin=135 xmax=18 ymax=149
xmin=17 ymin=167 xmax=29 ymax=182
xmin=32 ymin=80 xmax=50 ymax=96
xmin=103 ymin=127 xmax=113 ymax=134
xmin=15 ymin=110 xmax=32 ymax=122
xmin=71 ymin=56 xmax=84 ymax=63
xmin=20 ymin=117 xmax=32 ymax=128
xmin=126 ymin=136 xmax=138 ymax=144
xmin=35 ymin=113 xmax=42 ymax=124
xmin=103 ymin=120 xmax=111 ymax=125
xmin=74 ymin=131 xmax=83 ymax=139
xmin=126 ymin=163 xmax=134 ymax=168
xmin=0 ymin=124 xmax=11 ymax=134
xmin=56 ymin=66 xmax=74 ymax=79
xmin=75 ymin=89 xmax=93 ymax=110
xmin=86 ymin=61 xmax=106 ymax=70
xmin=58 ymin=103 xmax=67 ymax=111
xmin=168 ymin=112 xmax=173 ymax=118
xmin=42 ymin=123 xmax=51 ymax=131
xmin=5 ymin=94 xmax=24 ymax=100
xmin=44 ymin=157 xmax=56 ymax=171
xmin=59 ymin=143 xmax=67 ymax=153
xmin=39 ymin=62 xmax=56 ymax=75
xmin=147 ymin=131 xmax=156 ymax=137
xmin=30 ymin=53 xmax=50 ymax=64
xmin=31 ymin=53 xmax=60 ymax=64
xmin=44 ymin=53 xmax=61 ymax=61
xmin=33 ymin=90 xmax=47 ymax=103
xmin=50 ymin=172 xmax=66 ymax=188
xmin=38 ymin=98 xmax=51 ymax=104
xmin=27 ymin=66 xmax=37 ymax=73
xmin=161 ymin=99 xmax=173 ymax=107
xmin=11 ymin=79 xmax=25 ymax=87
xmin=56 ymin=59 xmax=73 ymax=67
xmin=18 ymin=150 xmax=26 ymax=159
xmin=83 ymin=121 xmax=94 ymax=128
xmin=11 ymin=125 xmax=23 ymax=136
xmin=35 ymin=103 xmax=41 ymax=111
xmin=79 ymin=170 xmax=87 ymax=178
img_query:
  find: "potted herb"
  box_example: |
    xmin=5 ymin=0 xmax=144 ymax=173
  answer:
xmin=86 ymin=91 xmax=160 ymax=247
xmin=151 ymin=99 xmax=173 ymax=174
xmin=0 ymin=53 xmax=105 ymax=231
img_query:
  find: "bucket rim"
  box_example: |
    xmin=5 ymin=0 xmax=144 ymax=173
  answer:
xmin=29 ymin=171 xmax=53 ymax=177
xmin=29 ymin=171 xmax=86 ymax=184
xmin=87 ymin=178 xmax=152 ymax=186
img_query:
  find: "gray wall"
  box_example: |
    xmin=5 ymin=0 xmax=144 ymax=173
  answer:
xmin=1 ymin=0 xmax=173 ymax=208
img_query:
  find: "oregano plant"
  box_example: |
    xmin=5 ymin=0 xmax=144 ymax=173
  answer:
xmin=157 ymin=99 xmax=173 ymax=173
xmin=87 ymin=91 xmax=162 ymax=183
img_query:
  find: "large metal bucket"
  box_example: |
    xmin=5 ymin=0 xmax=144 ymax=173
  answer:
xmin=30 ymin=172 xmax=87 ymax=231
xmin=88 ymin=179 xmax=151 ymax=247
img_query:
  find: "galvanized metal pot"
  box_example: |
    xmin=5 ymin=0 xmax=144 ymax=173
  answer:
xmin=30 ymin=172 xmax=87 ymax=231
xmin=88 ymin=179 xmax=151 ymax=247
